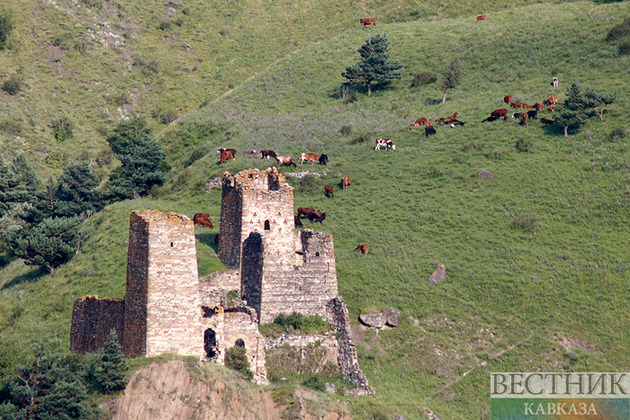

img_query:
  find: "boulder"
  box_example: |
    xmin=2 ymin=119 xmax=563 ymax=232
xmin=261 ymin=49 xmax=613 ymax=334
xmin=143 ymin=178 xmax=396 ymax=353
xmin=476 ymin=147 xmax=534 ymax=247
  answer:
xmin=427 ymin=264 xmax=447 ymax=284
xmin=380 ymin=307 xmax=400 ymax=328
xmin=359 ymin=313 xmax=386 ymax=329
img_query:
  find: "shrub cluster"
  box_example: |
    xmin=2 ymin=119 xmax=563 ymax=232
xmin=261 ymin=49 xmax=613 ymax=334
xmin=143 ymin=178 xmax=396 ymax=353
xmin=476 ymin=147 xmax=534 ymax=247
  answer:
xmin=411 ymin=71 xmax=437 ymax=87
xmin=272 ymin=312 xmax=330 ymax=334
xmin=511 ymin=213 xmax=540 ymax=232
xmin=516 ymin=138 xmax=534 ymax=152
xmin=0 ymin=11 xmax=12 ymax=50
xmin=1 ymin=74 xmax=22 ymax=96
xmin=224 ymin=345 xmax=253 ymax=380
xmin=50 ymin=116 xmax=74 ymax=141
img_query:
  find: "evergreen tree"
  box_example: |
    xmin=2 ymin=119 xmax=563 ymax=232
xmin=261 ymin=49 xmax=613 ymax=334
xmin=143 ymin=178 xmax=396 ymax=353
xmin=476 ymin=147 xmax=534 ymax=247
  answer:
xmin=109 ymin=138 xmax=167 ymax=200
xmin=440 ymin=58 xmax=462 ymax=104
xmin=106 ymin=118 xmax=151 ymax=156
xmin=342 ymin=34 xmax=404 ymax=97
xmin=11 ymin=217 xmax=81 ymax=273
xmin=0 ymin=155 xmax=40 ymax=216
xmin=54 ymin=163 xmax=105 ymax=219
xmin=9 ymin=351 xmax=93 ymax=419
xmin=224 ymin=346 xmax=253 ymax=380
xmin=94 ymin=329 xmax=127 ymax=394
xmin=554 ymin=82 xmax=616 ymax=137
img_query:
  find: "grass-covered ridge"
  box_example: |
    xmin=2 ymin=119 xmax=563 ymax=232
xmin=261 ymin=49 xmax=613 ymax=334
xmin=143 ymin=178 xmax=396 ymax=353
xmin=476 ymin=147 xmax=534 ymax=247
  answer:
xmin=2 ymin=1 xmax=630 ymax=418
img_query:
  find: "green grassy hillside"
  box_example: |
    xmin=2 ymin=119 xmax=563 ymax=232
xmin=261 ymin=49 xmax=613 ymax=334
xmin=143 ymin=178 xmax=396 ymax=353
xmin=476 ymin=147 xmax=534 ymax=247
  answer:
xmin=2 ymin=0 xmax=630 ymax=419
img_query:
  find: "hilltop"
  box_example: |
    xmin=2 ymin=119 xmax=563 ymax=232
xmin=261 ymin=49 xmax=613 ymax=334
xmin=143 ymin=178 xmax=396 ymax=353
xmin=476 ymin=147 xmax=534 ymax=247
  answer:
xmin=2 ymin=0 xmax=630 ymax=418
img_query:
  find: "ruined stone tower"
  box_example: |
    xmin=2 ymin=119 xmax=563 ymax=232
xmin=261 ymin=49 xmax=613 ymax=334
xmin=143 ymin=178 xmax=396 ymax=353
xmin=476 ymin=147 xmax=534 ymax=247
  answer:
xmin=123 ymin=211 xmax=203 ymax=358
xmin=218 ymin=168 xmax=338 ymax=324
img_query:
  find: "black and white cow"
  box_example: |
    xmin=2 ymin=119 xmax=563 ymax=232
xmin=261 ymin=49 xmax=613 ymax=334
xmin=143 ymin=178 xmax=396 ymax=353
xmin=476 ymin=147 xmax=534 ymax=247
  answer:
xmin=374 ymin=138 xmax=395 ymax=151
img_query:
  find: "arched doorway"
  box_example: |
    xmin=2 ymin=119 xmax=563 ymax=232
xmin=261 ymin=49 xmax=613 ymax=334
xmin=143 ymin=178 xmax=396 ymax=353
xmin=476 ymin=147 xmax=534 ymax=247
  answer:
xmin=204 ymin=328 xmax=217 ymax=359
xmin=235 ymin=338 xmax=245 ymax=348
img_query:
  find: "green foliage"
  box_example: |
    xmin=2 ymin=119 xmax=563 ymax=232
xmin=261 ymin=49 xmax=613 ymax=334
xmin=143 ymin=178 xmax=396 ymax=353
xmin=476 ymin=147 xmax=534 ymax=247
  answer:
xmin=271 ymin=312 xmax=330 ymax=334
xmin=342 ymin=34 xmax=404 ymax=97
xmin=109 ymin=138 xmax=167 ymax=200
xmin=52 ymin=31 xmax=75 ymax=50
xmin=0 ymin=154 xmax=39 ymax=216
xmin=50 ymin=116 xmax=74 ymax=141
xmin=93 ymin=329 xmax=127 ymax=394
xmin=0 ymin=11 xmax=12 ymax=51
xmin=555 ymin=82 xmax=616 ymax=137
xmin=1 ymin=75 xmax=22 ymax=96
xmin=440 ymin=58 xmax=462 ymax=103
xmin=608 ymin=127 xmax=627 ymax=140
xmin=301 ymin=375 xmax=326 ymax=392
xmin=292 ymin=175 xmax=320 ymax=195
xmin=7 ymin=350 xmax=93 ymax=419
xmin=224 ymin=346 xmax=253 ymax=380
xmin=0 ymin=119 xmax=22 ymax=136
xmin=78 ymin=0 xmax=103 ymax=10
xmin=153 ymin=107 xmax=178 ymax=124
xmin=516 ymin=138 xmax=534 ymax=152
xmin=340 ymin=125 xmax=353 ymax=136
xmin=11 ymin=217 xmax=81 ymax=273
xmin=510 ymin=213 xmax=539 ymax=232
xmin=606 ymin=16 xmax=630 ymax=42
xmin=44 ymin=152 xmax=67 ymax=169
xmin=106 ymin=118 xmax=151 ymax=156
xmin=411 ymin=71 xmax=437 ymax=87
xmin=54 ymin=163 xmax=106 ymax=218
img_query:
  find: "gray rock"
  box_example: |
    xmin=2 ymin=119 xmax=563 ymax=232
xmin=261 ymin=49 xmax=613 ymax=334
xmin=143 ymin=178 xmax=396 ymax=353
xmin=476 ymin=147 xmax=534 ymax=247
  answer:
xmin=477 ymin=170 xmax=494 ymax=179
xmin=389 ymin=415 xmax=408 ymax=420
xmin=380 ymin=307 xmax=400 ymax=327
xmin=359 ymin=313 xmax=386 ymax=329
xmin=427 ymin=264 xmax=447 ymax=284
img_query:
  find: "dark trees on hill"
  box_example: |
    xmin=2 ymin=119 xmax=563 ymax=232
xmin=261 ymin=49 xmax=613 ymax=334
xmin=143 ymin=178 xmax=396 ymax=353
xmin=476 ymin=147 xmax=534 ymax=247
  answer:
xmin=109 ymin=138 xmax=167 ymax=200
xmin=93 ymin=329 xmax=128 ymax=395
xmin=106 ymin=117 xmax=152 ymax=156
xmin=342 ymin=34 xmax=404 ymax=97
xmin=554 ymin=82 xmax=617 ymax=138
xmin=440 ymin=58 xmax=462 ymax=104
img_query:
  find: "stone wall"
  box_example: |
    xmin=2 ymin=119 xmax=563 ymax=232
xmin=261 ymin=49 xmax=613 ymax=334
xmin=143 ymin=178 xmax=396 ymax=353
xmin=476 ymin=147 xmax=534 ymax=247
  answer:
xmin=223 ymin=307 xmax=268 ymax=384
xmin=70 ymin=296 xmax=125 ymax=354
xmin=123 ymin=210 xmax=203 ymax=358
xmin=326 ymin=297 xmax=374 ymax=395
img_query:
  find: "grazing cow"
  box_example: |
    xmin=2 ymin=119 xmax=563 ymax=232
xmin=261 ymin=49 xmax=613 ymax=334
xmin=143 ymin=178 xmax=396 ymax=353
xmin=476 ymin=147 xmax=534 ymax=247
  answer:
xmin=260 ymin=149 xmax=277 ymax=159
xmin=300 ymin=152 xmax=319 ymax=165
xmin=477 ymin=15 xmax=486 ymax=21
xmin=355 ymin=243 xmax=369 ymax=256
xmin=450 ymin=120 xmax=466 ymax=127
xmin=512 ymin=112 xmax=530 ymax=127
xmin=482 ymin=108 xmax=508 ymax=122
xmin=546 ymin=105 xmax=556 ymax=112
xmin=540 ymin=118 xmax=555 ymax=125
xmin=534 ymin=102 xmax=544 ymax=111
xmin=410 ymin=117 xmax=428 ymax=129
xmin=508 ymin=12 xmax=514 ymax=17
xmin=218 ymin=148 xmax=236 ymax=158
xmin=219 ymin=150 xmax=233 ymax=164
xmin=551 ymin=77 xmax=558 ymax=89
xmin=294 ymin=215 xmax=303 ymax=227
xmin=311 ymin=211 xmax=326 ymax=223
xmin=425 ymin=125 xmax=437 ymax=137
xmin=341 ymin=176 xmax=352 ymax=191
xmin=325 ymin=185 xmax=334 ymax=198
xmin=244 ymin=150 xmax=257 ymax=155
xmin=318 ymin=154 xmax=329 ymax=165
xmin=193 ymin=213 xmax=214 ymax=228
xmin=434 ymin=117 xmax=446 ymax=126
xmin=510 ymin=101 xmax=524 ymax=109
xmin=522 ymin=103 xmax=534 ymax=109
xmin=444 ymin=112 xmax=459 ymax=124
xmin=298 ymin=207 xmax=315 ymax=219
xmin=504 ymin=95 xmax=513 ymax=104
xmin=527 ymin=110 xmax=538 ymax=119
xmin=360 ymin=18 xmax=375 ymax=28
xmin=374 ymin=138 xmax=395 ymax=151
xmin=276 ymin=156 xmax=297 ymax=167
xmin=544 ymin=95 xmax=558 ymax=105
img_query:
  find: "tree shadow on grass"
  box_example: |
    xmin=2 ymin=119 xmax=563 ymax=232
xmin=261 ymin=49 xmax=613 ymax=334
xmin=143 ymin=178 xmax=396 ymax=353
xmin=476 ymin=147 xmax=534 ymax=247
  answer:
xmin=425 ymin=98 xmax=443 ymax=106
xmin=197 ymin=232 xmax=219 ymax=253
xmin=2 ymin=266 xmax=48 ymax=290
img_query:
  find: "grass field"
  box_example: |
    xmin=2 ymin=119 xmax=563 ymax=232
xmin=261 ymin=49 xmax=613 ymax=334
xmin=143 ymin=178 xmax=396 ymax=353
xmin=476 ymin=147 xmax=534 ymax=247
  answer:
xmin=2 ymin=0 xmax=630 ymax=418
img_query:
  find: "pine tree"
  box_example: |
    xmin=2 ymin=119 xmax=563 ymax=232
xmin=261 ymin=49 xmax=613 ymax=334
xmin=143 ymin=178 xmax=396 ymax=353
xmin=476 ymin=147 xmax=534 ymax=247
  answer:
xmin=106 ymin=118 xmax=151 ymax=156
xmin=11 ymin=217 xmax=81 ymax=273
xmin=554 ymin=82 xmax=616 ymax=138
xmin=341 ymin=34 xmax=404 ymax=97
xmin=109 ymin=138 xmax=167 ymax=200
xmin=94 ymin=329 xmax=127 ymax=394
xmin=54 ymin=163 xmax=105 ymax=219
xmin=440 ymin=58 xmax=462 ymax=104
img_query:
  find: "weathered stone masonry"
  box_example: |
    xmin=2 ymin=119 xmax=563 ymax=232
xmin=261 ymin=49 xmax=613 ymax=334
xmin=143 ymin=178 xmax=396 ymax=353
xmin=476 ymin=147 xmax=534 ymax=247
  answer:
xmin=70 ymin=167 xmax=371 ymax=392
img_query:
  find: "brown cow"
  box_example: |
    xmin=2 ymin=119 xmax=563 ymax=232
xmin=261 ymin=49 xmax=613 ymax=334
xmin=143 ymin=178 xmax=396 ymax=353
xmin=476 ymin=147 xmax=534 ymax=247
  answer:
xmin=355 ymin=243 xmax=369 ymax=256
xmin=477 ymin=15 xmax=486 ymax=21
xmin=297 ymin=207 xmax=315 ymax=218
xmin=218 ymin=148 xmax=236 ymax=158
xmin=294 ymin=216 xmax=303 ymax=227
xmin=219 ymin=150 xmax=233 ymax=164
xmin=193 ymin=213 xmax=214 ymax=228
xmin=482 ymin=108 xmax=508 ymax=122
xmin=360 ymin=18 xmax=375 ymax=28
xmin=546 ymin=105 xmax=556 ymax=112
xmin=534 ymin=102 xmax=544 ymax=111
xmin=275 ymin=156 xmax=297 ymax=167
xmin=325 ymin=185 xmax=334 ymax=198
xmin=300 ymin=152 xmax=319 ymax=165
xmin=341 ymin=176 xmax=352 ymax=191
xmin=410 ymin=117 xmax=428 ymax=129
xmin=544 ymin=95 xmax=558 ymax=105
xmin=510 ymin=101 xmax=524 ymax=108
xmin=311 ymin=211 xmax=326 ymax=223
xmin=504 ymin=95 xmax=513 ymax=104
xmin=512 ymin=112 xmax=530 ymax=127
xmin=444 ymin=112 xmax=459 ymax=124
xmin=522 ymin=103 xmax=534 ymax=109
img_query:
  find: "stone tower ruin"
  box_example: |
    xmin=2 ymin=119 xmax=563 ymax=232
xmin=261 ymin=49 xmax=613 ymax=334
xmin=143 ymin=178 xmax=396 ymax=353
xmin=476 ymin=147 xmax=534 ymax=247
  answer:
xmin=70 ymin=167 xmax=371 ymax=392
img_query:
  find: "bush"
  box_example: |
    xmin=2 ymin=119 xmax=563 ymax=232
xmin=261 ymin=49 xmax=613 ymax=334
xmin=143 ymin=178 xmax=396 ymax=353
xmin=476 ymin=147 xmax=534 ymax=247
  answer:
xmin=511 ymin=213 xmax=539 ymax=233
xmin=153 ymin=107 xmax=178 ymax=124
xmin=302 ymin=375 xmax=326 ymax=392
xmin=79 ymin=0 xmax=103 ymax=9
xmin=1 ymin=74 xmax=22 ymax=96
xmin=73 ymin=38 xmax=89 ymax=55
xmin=52 ymin=31 xmax=74 ymax=50
xmin=428 ymin=167 xmax=442 ymax=178
xmin=411 ymin=71 xmax=437 ymax=87
xmin=339 ymin=85 xmax=357 ymax=103
xmin=224 ymin=346 xmax=253 ymax=380
xmin=340 ymin=125 xmax=353 ymax=136
xmin=609 ymin=127 xmax=627 ymax=140
xmin=0 ymin=119 xmax=22 ymax=136
xmin=516 ymin=138 xmax=534 ymax=152
xmin=0 ymin=11 xmax=12 ymax=50
xmin=349 ymin=132 xmax=373 ymax=145
xmin=293 ymin=175 xmax=319 ymax=195
xmin=50 ymin=116 xmax=74 ymax=141
xmin=184 ymin=146 xmax=207 ymax=167
xmin=44 ymin=151 xmax=67 ymax=168
xmin=619 ymin=40 xmax=630 ymax=55
xmin=606 ymin=17 xmax=630 ymax=42
xmin=272 ymin=312 xmax=330 ymax=334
